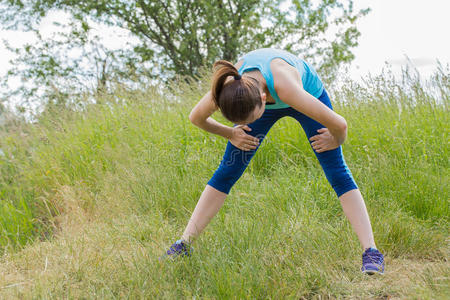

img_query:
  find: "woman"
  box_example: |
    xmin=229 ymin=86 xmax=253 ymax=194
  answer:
xmin=161 ymin=48 xmax=384 ymax=275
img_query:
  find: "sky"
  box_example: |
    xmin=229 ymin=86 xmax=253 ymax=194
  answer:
xmin=348 ymin=0 xmax=449 ymax=78
xmin=0 ymin=0 xmax=449 ymax=82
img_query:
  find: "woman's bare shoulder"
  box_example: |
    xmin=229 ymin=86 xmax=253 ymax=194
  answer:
xmin=270 ymin=58 xmax=300 ymax=76
xmin=270 ymin=58 xmax=303 ymax=90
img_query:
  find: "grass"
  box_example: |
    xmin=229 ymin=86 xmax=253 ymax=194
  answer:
xmin=0 ymin=65 xmax=448 ymax=298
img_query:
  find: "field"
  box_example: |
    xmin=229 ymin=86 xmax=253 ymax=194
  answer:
xmin=0 ymin=67 xmax=448 ymax=298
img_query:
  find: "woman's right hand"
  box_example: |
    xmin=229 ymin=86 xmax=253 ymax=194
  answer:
xmin=229 ymin=125 xmax=260 ymax=151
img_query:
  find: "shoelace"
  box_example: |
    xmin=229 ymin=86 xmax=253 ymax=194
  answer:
xmin=362 ymin=250 xmax=383 ymax=265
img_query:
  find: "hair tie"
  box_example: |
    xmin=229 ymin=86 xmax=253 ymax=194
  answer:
xmin=234 ymin=74 xmax=241 ymax=80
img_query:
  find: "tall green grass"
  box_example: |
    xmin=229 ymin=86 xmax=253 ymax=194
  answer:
xmin=0 ymin=65 xmax=448 ymax=298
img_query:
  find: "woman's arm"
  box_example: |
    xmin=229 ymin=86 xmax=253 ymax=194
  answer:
xmin=189 ymin=90 xmax=260 ymax=151
xmin=188 ymin=90 xmax=234 ymax=139
xmin=272 ymin=62 xmax=347 ymax=146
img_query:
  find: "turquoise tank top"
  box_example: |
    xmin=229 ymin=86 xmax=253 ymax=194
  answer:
xmin=237 ymin=48 xmax=324 ymax=110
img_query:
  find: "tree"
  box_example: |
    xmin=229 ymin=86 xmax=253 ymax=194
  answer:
xmin=0 ymin=0 xmax=369 ymax=111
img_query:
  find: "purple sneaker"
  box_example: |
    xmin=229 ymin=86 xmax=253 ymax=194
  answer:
xmin=159 ymin=239 xmax=194 ymax=261
xmin=361 ymin=247 xmax=385 ymax=275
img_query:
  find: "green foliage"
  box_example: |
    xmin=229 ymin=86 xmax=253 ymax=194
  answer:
xmin=1 ymin=0 xmax=369 ymax=75
xmin=0 ymin=13 xmax=150 ymax=115
xmin=0 ymin=0 xmax=369 ymax=112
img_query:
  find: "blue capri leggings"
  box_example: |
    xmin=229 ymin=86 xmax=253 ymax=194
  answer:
xmin=207 ymin=89 xmax=358 ymax=197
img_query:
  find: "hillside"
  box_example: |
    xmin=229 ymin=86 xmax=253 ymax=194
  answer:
xmin=0 ymin=68 xmax=448 ymax=298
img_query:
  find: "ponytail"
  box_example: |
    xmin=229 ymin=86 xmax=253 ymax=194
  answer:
xmin=210 ymin=60 xmax=262 ymax=123
xmin=211 ymin=60 xmax=241 ymax=107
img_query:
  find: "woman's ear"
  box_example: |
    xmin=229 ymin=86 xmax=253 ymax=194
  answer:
xmin=261 ymin=92 xmax=267 ymax=102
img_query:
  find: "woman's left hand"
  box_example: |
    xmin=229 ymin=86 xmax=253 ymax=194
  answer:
xmin=309 ymin=128 xmax=340 ymax=153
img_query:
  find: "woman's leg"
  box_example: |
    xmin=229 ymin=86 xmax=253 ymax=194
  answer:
xmin=181 ymin=185 xmax=227 ymax=243
xmin=339 ymin=189 xmax=376 ymax=249
xmin=289 ymin=90 xmax=376 ymax=250
xmin=181 ymin=109 xmax=285 ymax=243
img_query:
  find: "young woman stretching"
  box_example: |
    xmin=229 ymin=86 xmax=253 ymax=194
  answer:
xmin=161 ymin=48 xmax=385 ymax=275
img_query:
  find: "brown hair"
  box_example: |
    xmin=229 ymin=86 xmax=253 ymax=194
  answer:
xmin=211 ymin=60 xmax=262 ymax=123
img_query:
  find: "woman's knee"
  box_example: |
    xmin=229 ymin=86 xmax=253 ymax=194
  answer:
xmin=207 ymin=146 xmax=255 ymax=194
xmin=317 ymin=148 xmax=358 ymax=197
xmin=321 ymin=160 xmax=358 ymax=197
xmin=207 ymin=163 xmax=246 ymax=194
xmin=326 ymin=171 xmax=358 ymax=197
